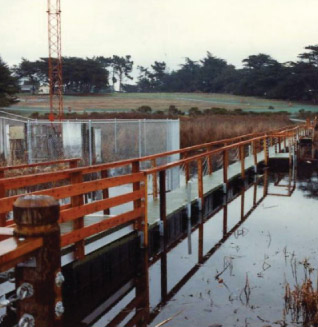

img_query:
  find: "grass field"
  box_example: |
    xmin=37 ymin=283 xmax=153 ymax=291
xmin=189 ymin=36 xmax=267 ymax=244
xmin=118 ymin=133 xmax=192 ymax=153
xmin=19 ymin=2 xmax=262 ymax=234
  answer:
xmin=9 ymin=92 xmax=318 ymax=114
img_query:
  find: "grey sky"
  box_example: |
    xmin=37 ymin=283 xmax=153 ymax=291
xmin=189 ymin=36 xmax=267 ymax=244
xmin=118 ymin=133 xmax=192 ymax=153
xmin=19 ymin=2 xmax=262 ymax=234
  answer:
xmin=1 ymin=0 xmax=318 ymax=75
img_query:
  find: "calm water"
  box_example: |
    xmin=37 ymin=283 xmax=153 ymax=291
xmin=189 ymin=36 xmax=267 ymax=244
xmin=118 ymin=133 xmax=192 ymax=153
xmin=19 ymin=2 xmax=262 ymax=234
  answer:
xmin=74 ymin=165 xmax=318 ymax=327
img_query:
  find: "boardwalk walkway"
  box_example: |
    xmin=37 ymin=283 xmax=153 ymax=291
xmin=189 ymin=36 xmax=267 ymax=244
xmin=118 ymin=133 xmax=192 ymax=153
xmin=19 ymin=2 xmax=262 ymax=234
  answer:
xmin=146 ymin=142 xmax=289 ymax=225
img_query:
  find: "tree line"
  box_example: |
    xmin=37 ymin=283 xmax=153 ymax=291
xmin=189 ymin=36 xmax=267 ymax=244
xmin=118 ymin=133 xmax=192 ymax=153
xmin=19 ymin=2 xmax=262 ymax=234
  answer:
xmin=1 ymin=44 xmax=318 ymax=107
xmin=137 ymin=46 xmax=318 ymax=104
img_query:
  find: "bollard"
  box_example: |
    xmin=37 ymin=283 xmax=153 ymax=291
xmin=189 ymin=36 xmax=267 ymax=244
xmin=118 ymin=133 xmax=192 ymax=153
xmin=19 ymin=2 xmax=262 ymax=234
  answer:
xmin=13 ymin=195 xmax=62 ymax=327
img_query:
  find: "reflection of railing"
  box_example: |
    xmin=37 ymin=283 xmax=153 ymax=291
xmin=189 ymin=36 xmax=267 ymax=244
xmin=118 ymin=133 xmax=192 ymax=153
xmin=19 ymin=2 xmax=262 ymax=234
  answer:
xmin=103 ymin=168 xmax=298 ymax=327
xmin=269 ymin=168 xmax=296 ymax=197
xmin=98 ymin=173 xmax=267 ymax=326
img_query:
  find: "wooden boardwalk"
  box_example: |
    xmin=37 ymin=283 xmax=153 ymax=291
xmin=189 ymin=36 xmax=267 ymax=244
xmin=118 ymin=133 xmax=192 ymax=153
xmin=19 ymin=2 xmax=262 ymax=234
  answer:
xmin=146 ymin=142 xmax=290 ymax=225
xmin=74 ymin=142 xmax=291 ymax=229
xmin=0 ymin=124 xmax=309 ymax=265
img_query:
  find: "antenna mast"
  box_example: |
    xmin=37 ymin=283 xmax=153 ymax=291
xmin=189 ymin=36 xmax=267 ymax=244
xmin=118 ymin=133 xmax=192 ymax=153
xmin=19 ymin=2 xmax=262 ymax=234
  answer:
xmin=47 ymin=0 xmax=63 ymax=121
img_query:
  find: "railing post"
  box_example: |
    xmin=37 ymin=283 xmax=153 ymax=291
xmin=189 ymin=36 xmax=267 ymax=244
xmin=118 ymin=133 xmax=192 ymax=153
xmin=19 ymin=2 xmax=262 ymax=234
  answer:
xmin=264 ymin=137 xmax=269 ymax=166
xmin=13 ymin=195 xmax=62 ymax=327
xmin=132 ymin=161 xmax=142 ymax=231
xmin=184 ymin=153 xmax=190 ymax=184
xmin=101 ymin=169 xmax=110 ymax=215
xmin=223 ymin=149 xmax=228 ymax=192
xmin=69 ymin=159 xmax=78 ymax=169
xmin=253 ymin=140 xmax=258 ymax=172
xmin=132 ymin=161 xmax=141 ymax=208
xmin=239 ymin=145 xmax=245 ymax=179
xmin=151 ymin=159 xmax=158 ymax=200
xmin=141 ymin=174 xmax=148 ymax=248
xmin=207 ymin=147 xmax=213 ymax=175
xmin=70 ymin=171 xmax=84 ymax=259
xmin=197 ymin=158 xmax=204 ymax=210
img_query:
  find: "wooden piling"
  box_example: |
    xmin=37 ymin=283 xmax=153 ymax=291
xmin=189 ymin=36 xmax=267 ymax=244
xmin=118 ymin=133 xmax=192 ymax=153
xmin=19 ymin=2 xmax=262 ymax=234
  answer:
xmin=13 ymin=195 xmax=62 ymax=327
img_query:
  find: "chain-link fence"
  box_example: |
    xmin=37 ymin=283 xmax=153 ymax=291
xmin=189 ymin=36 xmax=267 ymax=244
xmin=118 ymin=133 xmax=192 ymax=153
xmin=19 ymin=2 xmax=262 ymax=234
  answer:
xmin=0 ymin=115 xmax=180 ymax=190
xmin=0 ymin=115 xmax=179 ymax=165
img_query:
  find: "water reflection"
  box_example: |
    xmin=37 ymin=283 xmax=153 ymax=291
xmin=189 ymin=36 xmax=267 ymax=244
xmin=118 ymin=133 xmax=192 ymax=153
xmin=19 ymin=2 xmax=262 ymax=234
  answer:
xmin=73 ymin=167 xmax=303 ymax=327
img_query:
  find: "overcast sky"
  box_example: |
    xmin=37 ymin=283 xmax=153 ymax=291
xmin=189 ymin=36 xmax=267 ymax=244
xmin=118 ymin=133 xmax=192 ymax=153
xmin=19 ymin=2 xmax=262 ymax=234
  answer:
xmin=1 ymin=0 xmax=318 ymax=74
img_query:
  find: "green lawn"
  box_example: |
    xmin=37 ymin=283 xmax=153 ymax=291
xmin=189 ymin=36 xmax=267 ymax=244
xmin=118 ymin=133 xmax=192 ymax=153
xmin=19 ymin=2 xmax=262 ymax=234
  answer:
xmin=8 ymin=92 xmax=318 ymax=114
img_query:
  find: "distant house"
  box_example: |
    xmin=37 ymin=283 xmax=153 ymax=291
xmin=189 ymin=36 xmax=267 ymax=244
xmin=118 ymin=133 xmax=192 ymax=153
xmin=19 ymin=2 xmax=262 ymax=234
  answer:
xmin=38 ymin=84 xmax=50 ymax=94
xmin=18 ymin=77 xmax=36 ymax=93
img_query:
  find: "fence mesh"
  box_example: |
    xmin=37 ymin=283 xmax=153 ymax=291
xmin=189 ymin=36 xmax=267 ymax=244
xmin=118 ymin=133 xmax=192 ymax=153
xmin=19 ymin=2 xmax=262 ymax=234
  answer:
xmin=0 ymin=116 xmax=179 ymax=167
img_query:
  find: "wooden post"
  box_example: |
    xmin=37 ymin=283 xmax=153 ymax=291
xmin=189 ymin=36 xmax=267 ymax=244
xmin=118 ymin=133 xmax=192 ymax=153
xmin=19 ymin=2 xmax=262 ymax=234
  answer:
xmin=223 ymin=150 xmax=228 ymax=191
xmin=132 ymin=161 xmax=141 ymax=231
xmin=240 ymin=145 xmax=245 ymax=179
xmin=151 ymin=159 xmax=158 ymax=200
xmin=278 ymin=137 xmax=282 ymax=153
xmin=251 ymin=140 xmax=257 ymax=171
xmin=70 ymin=171 xmax=84 ymax=259
xmin=264 ymin=137 xmax=269 ymax=166
xmin=283 ymin=136 xmax=287 ymax=152
xmin=197 ymin=158 xmax=204 ymax=209
xmin=14 ymin=195 xmax=62 ymax=327
xmin=69 ymin=159 xmax=78 ymax=169
xmin=207 ymin=147 xmax=213 ymax=175
xmin=184 ymin=153 xmax=190 ymax=184
xmin=101 ymin=169 xmax=110 ymax=215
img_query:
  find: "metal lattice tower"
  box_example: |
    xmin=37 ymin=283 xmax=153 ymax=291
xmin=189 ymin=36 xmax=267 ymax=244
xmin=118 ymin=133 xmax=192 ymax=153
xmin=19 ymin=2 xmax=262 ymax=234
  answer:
xmin=47 ymin=0 xmax=63 ymax=121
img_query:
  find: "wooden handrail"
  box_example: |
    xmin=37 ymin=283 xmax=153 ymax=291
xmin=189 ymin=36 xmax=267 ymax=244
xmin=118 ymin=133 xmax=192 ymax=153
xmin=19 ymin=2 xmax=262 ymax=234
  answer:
xmin=0 ymin=158 xmax=80 ymax=173
xmin=0 ymin=237 xmax=43 ymax=273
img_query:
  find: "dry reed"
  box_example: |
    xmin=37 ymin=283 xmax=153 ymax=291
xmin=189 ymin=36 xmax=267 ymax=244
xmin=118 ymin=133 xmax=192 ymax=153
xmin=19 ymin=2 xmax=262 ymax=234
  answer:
xmin=180 ymin=114 xmax=291 ymax=148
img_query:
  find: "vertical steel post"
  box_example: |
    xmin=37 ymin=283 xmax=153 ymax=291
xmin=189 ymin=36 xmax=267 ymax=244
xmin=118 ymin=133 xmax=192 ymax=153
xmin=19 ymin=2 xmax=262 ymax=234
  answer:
xmin=114 ymin=118 xmax=117 ymax=154
xmin=27 ymin=120 xmax=33 ymax=164
xmin=88 ymin=120 xmax=92 ymax=166
xmin=139 ymin=120 xmax=142 ymax=158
